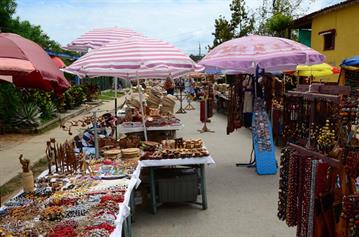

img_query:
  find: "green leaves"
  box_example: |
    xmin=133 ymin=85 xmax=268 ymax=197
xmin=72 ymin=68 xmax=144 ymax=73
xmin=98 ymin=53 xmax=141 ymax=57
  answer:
xmin=12 ymin=103 xmax=42 ymax=128
xmin=210 ymin=0 xmax=255 ymax=49
xmin=0 ymin=84 xmax=21 ymax=123
xmin=64 ymin=85 xmax=86 ymax=109
xmin=265 ymin=13 xmax=293 ymax=37
xmin=0 ymin=0 xmax=16 ymax=32
xmin=211 ymin=16 xmax=235 ymax=48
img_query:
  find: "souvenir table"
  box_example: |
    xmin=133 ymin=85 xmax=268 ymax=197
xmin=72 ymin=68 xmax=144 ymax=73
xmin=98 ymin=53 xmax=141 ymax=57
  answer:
xmin=1 ymin=137 xmax=215 ymax=236
xmin=139 ymin=139 xmax=215 ymax=214
xmin=0 ymin=158 xmax=141 ymax=237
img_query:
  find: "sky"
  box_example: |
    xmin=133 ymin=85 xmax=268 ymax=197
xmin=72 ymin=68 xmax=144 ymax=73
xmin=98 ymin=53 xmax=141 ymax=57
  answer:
xmin=16 ymin=0 xmax=342 ymax=55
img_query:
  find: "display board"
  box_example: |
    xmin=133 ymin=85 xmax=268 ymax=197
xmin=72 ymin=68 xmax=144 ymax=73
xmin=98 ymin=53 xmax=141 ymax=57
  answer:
xmin=251 ymin=99 xmax=277 ymax=175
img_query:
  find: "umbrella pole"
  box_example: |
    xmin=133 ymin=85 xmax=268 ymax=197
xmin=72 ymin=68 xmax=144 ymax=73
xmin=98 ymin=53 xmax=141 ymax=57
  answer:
xmin=93 ymin=111 xmax=99 ymax=159
xmin=137 ymin=78 xmax=148 ymax=141
xmin=114 ymin=77 xmax=118 ymax=140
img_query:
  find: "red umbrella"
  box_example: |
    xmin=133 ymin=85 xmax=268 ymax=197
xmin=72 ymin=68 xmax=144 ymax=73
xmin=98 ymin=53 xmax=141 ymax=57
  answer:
xmin=51 ymin=56 xmax=66 ymax=68
xmin=0 ymin=33 xmax=70 ymax=93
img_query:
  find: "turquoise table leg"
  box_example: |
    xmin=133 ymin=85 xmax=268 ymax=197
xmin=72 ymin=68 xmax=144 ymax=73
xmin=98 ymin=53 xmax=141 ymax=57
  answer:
xmin=200 ymin=164 xmax=208 ymax=210
xmin=149 ymin=167 xmax=157 ymax=214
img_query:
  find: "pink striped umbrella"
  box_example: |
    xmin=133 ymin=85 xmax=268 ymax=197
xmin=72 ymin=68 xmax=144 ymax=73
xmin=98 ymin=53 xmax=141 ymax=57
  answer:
xmin=63 ymin=37 xmax=202 ymax=79
xmin=199 ymin=35 xmax=325 ymax=74
xmin=63 ymin=27 xmax=143 ymax=53
xmin=64 ymin=36 xmax=201 ymax=141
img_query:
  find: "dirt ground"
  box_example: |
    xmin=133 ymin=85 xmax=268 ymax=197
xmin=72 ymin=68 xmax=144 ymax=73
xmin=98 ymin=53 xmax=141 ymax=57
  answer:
xmin=0 ymin=133 xmax=33 ymax=151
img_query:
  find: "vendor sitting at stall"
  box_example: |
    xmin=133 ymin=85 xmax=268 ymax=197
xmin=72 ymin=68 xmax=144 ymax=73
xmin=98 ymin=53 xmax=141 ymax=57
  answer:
xmin=82 ymin=128 xmax=95 ymax=147
xmin=81 ymin=113 xmax=111 ymax=147
xmin=101 ymin=113 xmax=117 ymax=137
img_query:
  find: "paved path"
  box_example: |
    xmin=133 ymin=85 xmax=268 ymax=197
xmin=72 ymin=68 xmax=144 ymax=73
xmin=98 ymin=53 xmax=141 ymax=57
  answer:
xmin=133 ymin=102 xmax=295 ymax=237
xmin=0 ymin=99 xmax=121 ymax=186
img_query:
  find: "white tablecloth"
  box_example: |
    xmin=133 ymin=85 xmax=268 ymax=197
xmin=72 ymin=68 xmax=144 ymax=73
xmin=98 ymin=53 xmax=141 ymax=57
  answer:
xmin=139 ymin=156 xmax=215 ymax=167
xmin=111 ymin=163 xmax=142 ymax=237
xmin=118 ymin=124 xmax=184 ymax=134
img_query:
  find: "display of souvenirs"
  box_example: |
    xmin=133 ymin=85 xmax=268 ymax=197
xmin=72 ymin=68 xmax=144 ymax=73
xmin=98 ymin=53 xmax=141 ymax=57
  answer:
xmin=0 ymin=176 xmax=127 ymax=237
xmin=342 ymin=193 xmax=359 ymax=237
xmin=141 ymin=138 xmax=209 ymax=160
xmin=141 ymin=147 xmax=209 ymax=160
xmin=161 ymin=95 xmax=177 ymax=115
xmin=272 ymin=98 xmax=283 ymax=110
xmin=144 ymin=87 xmax=176 ymax=114
xmin=145 ymin=116 xmax=181 ymax=127
xmin=103 ymin=149 xmax=122 ymax=159
xmin=316 ymin=120 xmax=336 ymax=153
xmin=121 ymin=148 xmax=141 ymax=159
xmin=183 ymin=139 xmax=203 ymax=149
xmin=118 ymin=135 xmax=141 ymax=148
xmin=146 ymin=87 xmax=162 ymax=108
xmin=214 ymin=83 xmax=230 ymax=94
xmin=128 ymin=97 xmax=141 ymax=109
xmin=252 ymin=99 xmax=273 ymax=152
xmin=90 ymin=158 xmax=137 ymax=179
xmin=227 ymin=76 xmax=244 ymax=134
xmin=161 ymin=138 xmax=203 ymax=149
xmin=141 ymin=141 xmax=160 ymax=151
xmin=146 ymin=107 xmax=161 ymax=117
xmin=279 ymin=85 xmax=359 ymax=237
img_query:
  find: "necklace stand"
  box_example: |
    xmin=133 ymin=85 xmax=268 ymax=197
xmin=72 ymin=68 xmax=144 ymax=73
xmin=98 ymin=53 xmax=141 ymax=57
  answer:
xmin=184 ymin=94 xmax=195 ymax=110
xmin=198 ymin=98 xmax=214 ymax=133
xmin=176 ymin=88 xmax=187 ymax=114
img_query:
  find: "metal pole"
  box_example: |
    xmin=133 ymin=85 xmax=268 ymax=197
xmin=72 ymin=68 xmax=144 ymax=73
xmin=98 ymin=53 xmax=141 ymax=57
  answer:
xmin=114 ymin=77 xmax=118 ymax=140
xmin=93 ymin=111 xmax=99 ymax=159
xmin=137 ymin=78 xmax=148 ymax=141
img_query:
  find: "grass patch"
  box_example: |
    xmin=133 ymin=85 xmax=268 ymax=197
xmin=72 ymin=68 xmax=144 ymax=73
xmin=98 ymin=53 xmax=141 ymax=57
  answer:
xmin=98 ymin=90 xmax=124 ymax=100
xmin=0 ymin=157 xmax=49 ymax=203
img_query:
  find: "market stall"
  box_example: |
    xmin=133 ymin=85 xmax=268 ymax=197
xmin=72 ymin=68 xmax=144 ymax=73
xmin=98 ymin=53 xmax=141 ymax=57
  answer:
xmin=117 ymin=88 xmax=184 ymax=141
xmin=278 ymin=84 xmax=359 ymax=237
xmin=0 ymin=138 xmax=141 ymax=237
xmin=0 ymin=135 xmax=215 ymax=236
xmin=199 ymin=35 xmax=325 ymax=174
xmin=140 ymin=138 xmax=214 ymax=213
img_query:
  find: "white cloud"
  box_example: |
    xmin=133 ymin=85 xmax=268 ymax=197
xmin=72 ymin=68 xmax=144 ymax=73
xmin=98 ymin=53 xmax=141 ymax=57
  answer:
xmin=15 ymin=0 xmax=338 ymax=54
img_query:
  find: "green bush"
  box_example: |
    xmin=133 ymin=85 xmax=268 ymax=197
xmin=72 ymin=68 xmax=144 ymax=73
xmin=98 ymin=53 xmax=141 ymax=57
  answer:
xmin=0 ymin=84 xmax=21 ymax=124
xmin=20 ymin=89 xmax=58 ymax=119
xmin=12 ymin=103 xmax=41 ymax=128
xmin=81 ymin=83 xmax=99 ymax=101
xmin=63 ymin=85 xmax=85 ymax=109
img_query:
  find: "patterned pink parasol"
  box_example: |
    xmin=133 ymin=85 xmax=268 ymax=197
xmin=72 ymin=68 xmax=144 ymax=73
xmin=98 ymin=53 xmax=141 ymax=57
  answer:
xmin=199 ymin=35 xmax=325 ymax=73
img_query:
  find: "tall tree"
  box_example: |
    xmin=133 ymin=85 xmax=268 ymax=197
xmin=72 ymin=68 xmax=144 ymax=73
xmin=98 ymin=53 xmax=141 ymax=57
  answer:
xmin=10 ymin=17 xmax=61 ymax=51
xmin=0 ymin=0 xmax=17 ymax=32
xmin=256 ymin=0 xmax=312 ymax=37
xmin=209 ymin=0 xmax=254 ymax=49
xmin=229 ymin=0 xmax=255 ymax=37
xmin=210 ymin=16 xmax=234 ymax=49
